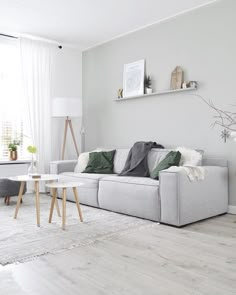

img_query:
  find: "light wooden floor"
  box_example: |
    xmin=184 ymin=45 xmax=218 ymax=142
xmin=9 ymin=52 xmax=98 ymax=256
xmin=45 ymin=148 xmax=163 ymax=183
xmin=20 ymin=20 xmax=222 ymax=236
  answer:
xmin=0 ymin=213 xmax=236 ymax=295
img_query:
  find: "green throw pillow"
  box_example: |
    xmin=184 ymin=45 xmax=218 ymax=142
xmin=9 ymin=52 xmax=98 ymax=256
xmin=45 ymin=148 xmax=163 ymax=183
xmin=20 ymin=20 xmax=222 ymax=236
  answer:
xmin=83 ymin=150 xmax=116 ymax=174
xmin=150 ymin=151 xmax=181 ymax=180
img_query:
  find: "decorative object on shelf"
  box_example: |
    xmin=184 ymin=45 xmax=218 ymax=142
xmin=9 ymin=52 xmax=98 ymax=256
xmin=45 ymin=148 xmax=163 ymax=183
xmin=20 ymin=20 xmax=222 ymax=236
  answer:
xmin=182 ymin=81 xmax=198 ymax=89
xmin=221 ymin=129 xmax=230 ymax=143
xmin=182 ymin=81 xmax=189 ymax=89
xmin=8 ymin=140 xmax=21 ymax=161
xmin=118 ymin=88 xmax=123 ymax=98
xmin=170 ymin=66 xmax=184 ymax=90
xmin=123 ymin=59 xmax=145 ymax=98
xmin=144 ymin=75 xmax=152 ymax=94
xmin=52 ymin=97 xmax=83 ymax=160
xmin=27 ymin=145 xmax=37 ymax=175
xmin=189 ymin=81 xmax=198 ymax=88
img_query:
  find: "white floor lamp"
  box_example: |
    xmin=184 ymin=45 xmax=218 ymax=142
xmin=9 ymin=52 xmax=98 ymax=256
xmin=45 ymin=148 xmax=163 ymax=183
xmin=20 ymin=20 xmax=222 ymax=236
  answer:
xmin=52 ymin=97 xmax=82 ymax=160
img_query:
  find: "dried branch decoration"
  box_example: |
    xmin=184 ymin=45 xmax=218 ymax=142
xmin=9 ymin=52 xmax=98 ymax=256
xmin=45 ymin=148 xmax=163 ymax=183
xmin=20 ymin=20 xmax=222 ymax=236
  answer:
xmin=190 ymin=94 xmax=236 ymax=132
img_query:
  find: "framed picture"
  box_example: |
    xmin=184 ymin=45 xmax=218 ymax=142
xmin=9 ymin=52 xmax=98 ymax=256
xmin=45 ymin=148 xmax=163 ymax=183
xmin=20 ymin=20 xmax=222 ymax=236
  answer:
xmin=123 ymin=59 xmax=145 ymax=98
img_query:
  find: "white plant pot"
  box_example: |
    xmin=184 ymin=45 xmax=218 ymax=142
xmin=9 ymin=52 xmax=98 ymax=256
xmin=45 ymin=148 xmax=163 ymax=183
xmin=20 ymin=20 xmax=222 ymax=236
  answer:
xmin=145 ymin=88 xmax=153 ymax=94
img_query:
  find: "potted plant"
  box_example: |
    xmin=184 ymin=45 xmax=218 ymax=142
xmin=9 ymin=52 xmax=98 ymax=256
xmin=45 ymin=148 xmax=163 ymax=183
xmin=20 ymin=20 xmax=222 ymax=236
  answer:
xmin=27 ymin=145 xmax=37 ymax=175
xmin=8 ymin=140 xmax=21 ymax=161
xmin=144 ymin=75 xmax=152 ymax=94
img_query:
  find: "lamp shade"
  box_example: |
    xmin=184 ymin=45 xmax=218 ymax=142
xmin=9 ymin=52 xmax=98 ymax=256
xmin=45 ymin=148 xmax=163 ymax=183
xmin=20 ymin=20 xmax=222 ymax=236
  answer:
xmin=52 ymin=97 xmax=82 ymax=118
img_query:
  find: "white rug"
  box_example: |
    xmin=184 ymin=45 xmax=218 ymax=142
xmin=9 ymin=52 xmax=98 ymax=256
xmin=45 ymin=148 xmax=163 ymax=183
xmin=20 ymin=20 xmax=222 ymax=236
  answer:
xmin=0 ymin=194 xmax=154 ymax=266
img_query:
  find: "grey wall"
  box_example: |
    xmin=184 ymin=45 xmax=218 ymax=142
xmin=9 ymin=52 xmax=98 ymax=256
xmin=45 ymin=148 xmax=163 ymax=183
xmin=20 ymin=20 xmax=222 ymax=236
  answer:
xmin=83 ymin=0 xmax=236 ymax=205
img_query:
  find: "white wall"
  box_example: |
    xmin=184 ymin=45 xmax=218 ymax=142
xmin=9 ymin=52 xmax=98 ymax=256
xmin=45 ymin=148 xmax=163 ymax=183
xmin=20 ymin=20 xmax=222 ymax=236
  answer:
xmin=83 ymin=0 xmax=236 ymax=205
xmin=52 ymin=46 xmax=82 ymax=160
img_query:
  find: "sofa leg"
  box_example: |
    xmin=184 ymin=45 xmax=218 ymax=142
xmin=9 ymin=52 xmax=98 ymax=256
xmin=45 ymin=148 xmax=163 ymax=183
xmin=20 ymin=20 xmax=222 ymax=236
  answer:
xmin=4 ymin=196 xmax=10 ymax=206
xmin=4 ymin=196 xmax=22 ymax=205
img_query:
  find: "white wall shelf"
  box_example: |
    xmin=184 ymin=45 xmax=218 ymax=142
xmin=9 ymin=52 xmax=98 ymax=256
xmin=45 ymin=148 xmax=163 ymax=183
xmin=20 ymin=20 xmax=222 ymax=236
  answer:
xmin=113 ymin=87 xmax=197 ymax=101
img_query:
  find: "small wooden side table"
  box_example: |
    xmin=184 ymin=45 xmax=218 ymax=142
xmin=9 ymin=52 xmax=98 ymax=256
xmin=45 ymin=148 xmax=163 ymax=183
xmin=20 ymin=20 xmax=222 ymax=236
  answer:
xmin=46 ymin=182 xmax=83 ymax=230
xmin=10 ymin=174 xmax=60 ymax=227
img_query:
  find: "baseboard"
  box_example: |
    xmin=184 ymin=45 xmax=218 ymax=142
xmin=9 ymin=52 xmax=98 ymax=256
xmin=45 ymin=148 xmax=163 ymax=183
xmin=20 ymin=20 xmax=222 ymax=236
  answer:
xmin=228 ymin=206 xmax=236 ymax=215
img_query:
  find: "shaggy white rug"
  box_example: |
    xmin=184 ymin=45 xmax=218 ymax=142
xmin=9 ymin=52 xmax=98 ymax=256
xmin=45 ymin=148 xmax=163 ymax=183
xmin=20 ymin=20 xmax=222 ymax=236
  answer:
xmin=0 ymin=194 xmax=153 ymax=266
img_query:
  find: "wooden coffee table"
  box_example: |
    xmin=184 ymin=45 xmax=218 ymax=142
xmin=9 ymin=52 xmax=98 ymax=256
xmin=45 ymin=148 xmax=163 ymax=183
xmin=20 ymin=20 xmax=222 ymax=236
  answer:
xmin=10 ymin=174 xmax=61 ymax=227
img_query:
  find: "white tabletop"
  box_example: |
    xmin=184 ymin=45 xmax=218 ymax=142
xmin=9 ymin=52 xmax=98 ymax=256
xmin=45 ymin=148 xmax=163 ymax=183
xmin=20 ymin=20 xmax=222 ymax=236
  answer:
xmin=46 ymin=182 xmax=83 ymax=189
xmin=9 ymin=174 xmax=60 ymax=182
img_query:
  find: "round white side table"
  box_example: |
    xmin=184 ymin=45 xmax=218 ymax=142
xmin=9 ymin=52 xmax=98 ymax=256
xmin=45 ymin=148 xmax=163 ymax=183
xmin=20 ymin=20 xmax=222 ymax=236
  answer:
xmin=46 ymin=182 xmax=83 ymax=230
xmin=9 ymin=174 xmax=61 ymax=227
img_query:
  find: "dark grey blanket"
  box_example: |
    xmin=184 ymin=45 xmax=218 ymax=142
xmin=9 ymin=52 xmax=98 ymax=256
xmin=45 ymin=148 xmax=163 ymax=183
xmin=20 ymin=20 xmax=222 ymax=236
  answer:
xmin=119 ymin=141 xmax=164 ymax=177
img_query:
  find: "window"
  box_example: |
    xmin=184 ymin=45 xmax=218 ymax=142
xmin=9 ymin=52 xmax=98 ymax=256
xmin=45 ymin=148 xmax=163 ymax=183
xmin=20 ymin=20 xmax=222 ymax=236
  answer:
xmin=0 ymin=38 xmax=31 ymax=159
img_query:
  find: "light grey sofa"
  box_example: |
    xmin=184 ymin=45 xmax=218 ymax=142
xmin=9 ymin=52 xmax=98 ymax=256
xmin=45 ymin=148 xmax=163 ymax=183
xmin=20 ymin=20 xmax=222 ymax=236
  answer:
xmin=50 ymin=149 xmax=228 ymax=227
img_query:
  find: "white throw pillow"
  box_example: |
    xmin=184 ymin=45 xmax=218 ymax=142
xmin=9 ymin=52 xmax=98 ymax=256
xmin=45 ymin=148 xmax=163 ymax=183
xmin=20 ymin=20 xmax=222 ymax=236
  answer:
xmin=74 ymin=152 xmax=90 ymax=173
xmin=176 ymin=147 xmax=202 ymax=166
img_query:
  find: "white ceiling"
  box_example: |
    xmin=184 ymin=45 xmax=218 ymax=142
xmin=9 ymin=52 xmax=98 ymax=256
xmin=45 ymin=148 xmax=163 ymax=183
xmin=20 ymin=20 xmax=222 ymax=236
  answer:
xmin=0 ymin=0 xmax=216 ymax=50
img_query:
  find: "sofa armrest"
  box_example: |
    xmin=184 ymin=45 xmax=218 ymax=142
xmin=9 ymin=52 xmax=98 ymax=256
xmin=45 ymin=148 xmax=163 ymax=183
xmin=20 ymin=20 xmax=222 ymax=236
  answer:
xmin=159 ymin=166 xmax=228 ymax=226
xmin=50 ymin=160 xmax=77 ymax=174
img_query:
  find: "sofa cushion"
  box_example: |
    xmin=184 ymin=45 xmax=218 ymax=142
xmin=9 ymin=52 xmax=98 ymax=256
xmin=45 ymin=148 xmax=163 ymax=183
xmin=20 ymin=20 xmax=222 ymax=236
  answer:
xmin=150 ymin=151 xmax=181 ymax=179
xmin=60 ymin=172 xmax=115 ymax=188
xmin=113 ymin=149 xmax=130 ymax=174
xmin=98 ymin=175 xmax=160 ymax=221
xmin=148 ymin=148 xmax=204 ymax=172
xmin=74 ymin=149 xmax=101 ymax=173
xmin=101 ymin=175 xmax=159 ymax=187
xmin=114 ymin=148 xmax=172 ymax=175
xmin=176 ymin=147 xmax=203 ymax=166
xmin=147 ymin=149 xmax=172 ymax=173
xmin=75 ymin=147 xmax=204 ymax=176
xmin=74 ymin=152 xmax=90 ymax=173
xmin=58 ymin=172 xmax=116 ymax=207
xmin=83 ymin=150 xmax=116 ymax=174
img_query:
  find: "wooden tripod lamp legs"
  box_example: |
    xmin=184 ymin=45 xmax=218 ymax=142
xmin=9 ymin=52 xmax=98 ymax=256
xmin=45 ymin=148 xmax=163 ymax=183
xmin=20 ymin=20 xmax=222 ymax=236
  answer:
xmin=61 ymin=117 xmax=80 ymax=160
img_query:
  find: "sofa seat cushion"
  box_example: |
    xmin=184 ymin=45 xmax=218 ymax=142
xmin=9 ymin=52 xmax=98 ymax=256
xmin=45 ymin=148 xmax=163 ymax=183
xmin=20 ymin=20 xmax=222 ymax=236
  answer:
xmin=101 ymin=175 xmax=159 ymax=187
xmin=58 ymin=172 xmax=116 ymax=207
xmin=60 ymin=172 xmax=116 ymax=188
xmin=98 ymin=175 xmax=160 ymax=221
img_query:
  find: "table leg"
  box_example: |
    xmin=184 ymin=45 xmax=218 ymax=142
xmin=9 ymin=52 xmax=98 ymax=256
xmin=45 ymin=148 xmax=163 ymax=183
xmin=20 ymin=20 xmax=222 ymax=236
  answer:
xmin=62 ymin=188 xmax=66 ymax=230
xmin=35 ymin=181 xmax=40 ymax=227
xmin=55 ymin=196 xmax=61 ymax=217
xmin=14 ymin=181 xmax=25 ymax=219
xmin=49 ymin=188 xmax=57 ymax=223
xmin=72 ymin=187 xmax=83 ymax=222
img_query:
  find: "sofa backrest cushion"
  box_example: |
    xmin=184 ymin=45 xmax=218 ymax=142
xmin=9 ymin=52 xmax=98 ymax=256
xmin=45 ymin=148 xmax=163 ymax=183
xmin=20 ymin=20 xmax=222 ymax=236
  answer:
xmin=114 ymin=148 xmax=204 ymax=174
xmin=76 ymin=148 xmax=204 ymax=174
xmin=113 ymin=148 xmax=172 ymax=174
xmin=147 ymin=149 xmax=171 ymax=173
xmin=74 ymin=152 xmax=90 ymax=173
xmin=74 ymin=149 xmax=130 ymax=174
xmin=113 ymin=149 xmax=130 ymax=174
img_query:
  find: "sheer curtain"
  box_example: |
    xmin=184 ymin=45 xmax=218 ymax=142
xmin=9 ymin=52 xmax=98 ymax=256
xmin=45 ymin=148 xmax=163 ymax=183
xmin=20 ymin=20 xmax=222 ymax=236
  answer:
xmin=0 ymin=37 xmax=31 ymax=159
xmin=20 ymin=38 xmax=56 ymax=176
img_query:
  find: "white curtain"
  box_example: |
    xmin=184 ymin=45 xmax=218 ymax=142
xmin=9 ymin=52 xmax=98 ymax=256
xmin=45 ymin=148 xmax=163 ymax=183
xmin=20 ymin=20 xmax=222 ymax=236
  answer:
xmin=20 ymin=37 xmax=56 ymax=176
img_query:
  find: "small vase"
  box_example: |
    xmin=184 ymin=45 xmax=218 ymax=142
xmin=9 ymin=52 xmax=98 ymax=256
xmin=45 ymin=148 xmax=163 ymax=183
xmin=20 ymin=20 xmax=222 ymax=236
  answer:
xmin=28 ymin=156 xmax=37 ymax=175
xmin=9 ymin=151 xmax=17 ymax=161
xmin=145 ymin=88 xmax=153 ymax=94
